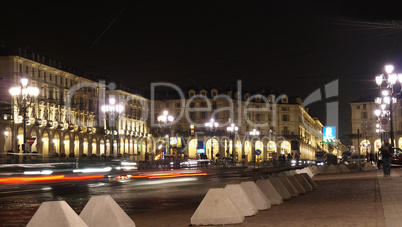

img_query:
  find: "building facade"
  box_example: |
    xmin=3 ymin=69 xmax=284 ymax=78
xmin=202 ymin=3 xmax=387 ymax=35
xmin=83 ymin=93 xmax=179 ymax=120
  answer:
xmin=0 ymin=47 xmax=327 ymax=164
xmin=0 ymin=50 xmax=150 ymax=163
xmin=350 ymin=96 xmax=402 ymax=155
xmin=151 ymin=88 xmax=326 ymax=163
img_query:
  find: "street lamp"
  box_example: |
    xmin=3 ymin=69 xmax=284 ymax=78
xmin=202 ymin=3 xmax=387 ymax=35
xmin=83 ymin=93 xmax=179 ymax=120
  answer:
xmin=205 ymin=118 xmax=219 ymax=163
xmin=9 ymin=78 xmax=39 ymax=161
xmin=101 ymin=96 xmax=124 ymax=157
xmin=157 ymin=110 xmax=174 ymax=157
xmin=249 ymin=129 xmax=260 ymax=168
xmin=226 ymin=123 xmax=238 ymax=165
xmin=374 ymin=64 xmax=402 ymax=147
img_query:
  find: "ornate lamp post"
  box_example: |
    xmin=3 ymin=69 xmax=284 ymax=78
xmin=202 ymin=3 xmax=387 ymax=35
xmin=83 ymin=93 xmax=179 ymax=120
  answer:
xmin=101 ymin=96 xmax=124 ymax=157
xmin=205 ymin=118 xmax=219 ymax=163
xmin=226 ymin=123 xmax=238 ymax=165
xmin=157 ymin=110 xmax=174 ymax=157
xmin=249 ymin=129 xmax=260 ymax=168
xmin=9 ymin=78 xmax=39 ymax=161
xmin=375 ymin=64 xmax=402 ymax=147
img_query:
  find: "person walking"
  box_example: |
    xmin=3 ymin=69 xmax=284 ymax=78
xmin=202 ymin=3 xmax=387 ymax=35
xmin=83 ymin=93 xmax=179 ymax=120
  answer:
xmin=380 ymin=137 xmax=393 ymax=176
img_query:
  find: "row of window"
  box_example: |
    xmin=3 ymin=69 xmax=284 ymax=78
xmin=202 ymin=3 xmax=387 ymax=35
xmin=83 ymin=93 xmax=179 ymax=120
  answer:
xmin=20 ymin=63 xmax=75 ymax=87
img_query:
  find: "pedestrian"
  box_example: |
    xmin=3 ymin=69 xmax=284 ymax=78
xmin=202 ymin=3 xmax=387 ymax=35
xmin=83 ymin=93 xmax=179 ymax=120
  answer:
xmin=282 ymin=154 xmax=287 ymax=166
xmin=369 ymin=152 xmax=374 ymax=164
xmin=380 ymin=137 xmax=393 ymax=176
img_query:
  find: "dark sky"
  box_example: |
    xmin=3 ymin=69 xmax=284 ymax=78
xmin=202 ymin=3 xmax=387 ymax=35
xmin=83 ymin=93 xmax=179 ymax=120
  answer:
xmin=2 ymin=0 xmax=402 ymax=142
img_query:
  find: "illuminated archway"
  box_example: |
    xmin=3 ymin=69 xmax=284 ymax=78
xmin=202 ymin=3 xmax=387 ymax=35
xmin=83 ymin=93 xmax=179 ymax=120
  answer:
xmin=42 ymin=131 xmax=49 ymax=159
xmin=3 ymin=126 xmax=12 ymax=152
xmin=83 ymin=136 xmax=89 ymax=156
xmin=235 ymin=140 xmax=242 ymax=161
xmin=244 ymin=141 xmax=252 ymax=162
xmin=280 ymin=141 xmax=291 ymax=155
xmin=63 ymin=133 xmax=70 ymax=155
xmin=52 ymin=132 xmax=60 ymax=155
xmin=188 ymin=139 xmax=198 ymax=158
xmin=206 ymin=138 xmax=219 ymax=160
xmin=267 ymin=141 xmax=277 ymax=160
xmin=375 ymin=139 xmax=382 ymax=151
xmin=17 ymin=127 xmax=23 ymax=153
xmin=255 ymin=140 xmax=263 ymax=161
xmin=92 ymin=138 xmax=97 ymax=156
xmin=360 ymin=140 xmax=370 ymax=155
xmin=100 ymin=138 xmax=105 ymax=156
xmin=74 ymin=134 xmax=79 ymax=157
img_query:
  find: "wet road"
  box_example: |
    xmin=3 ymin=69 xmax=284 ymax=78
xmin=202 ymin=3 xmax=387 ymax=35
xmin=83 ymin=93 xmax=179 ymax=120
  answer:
xmin=0 ymin=167 xmax=257 ymax=226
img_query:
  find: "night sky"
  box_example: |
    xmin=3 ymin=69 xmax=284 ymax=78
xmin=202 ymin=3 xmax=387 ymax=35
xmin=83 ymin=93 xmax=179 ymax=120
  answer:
xmin=2 ymin=0 xmax=402 ymax=143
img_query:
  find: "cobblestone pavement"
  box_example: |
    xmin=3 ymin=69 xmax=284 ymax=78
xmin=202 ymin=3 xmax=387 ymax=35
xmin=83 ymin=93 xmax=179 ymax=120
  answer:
xmin=131 ymin=170 xmax=386 ymax=227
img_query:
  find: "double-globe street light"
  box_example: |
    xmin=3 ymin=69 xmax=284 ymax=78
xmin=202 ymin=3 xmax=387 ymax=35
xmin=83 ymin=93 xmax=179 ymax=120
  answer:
xmin=9 ymin=78 xmax=39 ymax=161
xmin=205 ymin=118 xmax=219 ymax=163
xmin=101 ymin=96 xmax=124 ymax=157
xmin=226 ymin=123 xmax=238 ymax=165
xmin=375 ymin=64 xmax=402 ymax=147
xmin=157 ymin=110 xmax=174 ymax=157
xmin=249 ymin=129 xmax=260 ymax=168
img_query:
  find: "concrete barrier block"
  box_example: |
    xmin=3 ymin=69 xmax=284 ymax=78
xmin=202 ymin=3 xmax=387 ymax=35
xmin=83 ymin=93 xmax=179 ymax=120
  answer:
xmin=79 ymin=195 xmax=135 ymax=227
xmin=224 ymin=184 xmax=258 ymax=216
xmin=290 ymin=170 xmax=297 ymax=175
xmin=339 ymin=164 xmax=351 ymax=173
xmin=301 ymin=173 xmax=317 ymax=190
xmin=311 ymin=165 xmax=319 ymax=174
xmin=362 ymin=162 xmax=377 ymax=171
xmin=317 ymin=165 xmax=326 ymax=174
xmin=278 ymin=176 xmax=299 ymax=197
xmin=286 ymin=176 xmax=306 ymax=194
xmin=303 ymin=167 xmax=315 ymax=178
xmin=241 ymin=181 xmax=271 ymax=210
xmin=191 ymin=188 xmax=244 ymax=225
xmin=268 ymin=178 xmax=291 ymax=201
xmin=324 ymin=164 xmax=341 ymax=174
xmin=278 ymin=172 xmax=287 ymax=177
xmin=308 ymin=166 xmax=317 ymax=175
xmin=284 ymin=171 xmax=293 ymax=176
xmin=256 ymin=179 xmax=283 ymax=205
xmin=27 ymin=201 xmax=88 ymax=227
xmin=294 ymin=174 xmax=313 ymax=192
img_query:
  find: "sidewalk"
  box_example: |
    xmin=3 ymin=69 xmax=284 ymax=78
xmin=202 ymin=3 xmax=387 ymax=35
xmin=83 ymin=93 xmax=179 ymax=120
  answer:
xmin=130 ymin=168 xmax=402 ymax=227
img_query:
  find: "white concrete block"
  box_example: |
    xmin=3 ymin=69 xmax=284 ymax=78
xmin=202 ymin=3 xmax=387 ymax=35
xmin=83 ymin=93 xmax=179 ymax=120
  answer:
xmin=286 ymin=176 xmax=306 ymax=194
xmin=339 ymin=164 xmax=350 ymax=173
xmin=284 ymin=171 xmax=292 ymax=176
xmin=311 ymin=165 xmax=319 ymax=174
xmin=304 ymin=167 xmax=315 ymax=178
xmin=191 ymin=188 xmax=244 ymax=225
xmin=294 ymin=174 xmax=313 ymax=192
xmin=301 ymin=173 xmax=317 ymax=190
xmin=317 ymin=165 xmax=326 ymax=174
xmin=256 ymin=179 xmax=283 ymax=205
xmin=278 ymin=172 xmax=287 ymax=177
xmin=268 ymin=177 xmax=291 ymax=200
xmin=308 ymin=166 xmax=317 ymax=175
xmin=278 ymin=176 xmax=299 ymax=197
xmin=27 ymin=201 xmax=88 ymax=227
xmin=79 ymin=195 xmax=135 ymax=227
xmin=224 ymin=184 xmax=258 ymax=216
xmin=241 ymin=181 xmax=271 ymax=210
xmin=324 ymin=164 xmax=341 ymax=174
xmin=362 ymin=162 xmax=377 ymax=171
xmin=290 ymin=170 xmax=297 ymax=175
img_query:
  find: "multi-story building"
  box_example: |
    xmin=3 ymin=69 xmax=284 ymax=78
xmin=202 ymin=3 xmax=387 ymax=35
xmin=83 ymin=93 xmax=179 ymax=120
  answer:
xmin=0 ymin=46 xmax=326 ymax=164
xmin=151 ymin=88 xmax=326 ymax=163
xmin=350 ymin=96 xmax=402 ymax=155
xmin=0 ymin=47 xmax=150 ymax=163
